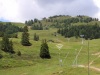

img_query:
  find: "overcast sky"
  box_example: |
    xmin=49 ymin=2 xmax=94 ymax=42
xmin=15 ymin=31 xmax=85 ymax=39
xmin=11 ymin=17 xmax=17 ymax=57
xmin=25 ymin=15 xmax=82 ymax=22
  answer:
xmin=0 ymin=0 xmax=100 ymax=22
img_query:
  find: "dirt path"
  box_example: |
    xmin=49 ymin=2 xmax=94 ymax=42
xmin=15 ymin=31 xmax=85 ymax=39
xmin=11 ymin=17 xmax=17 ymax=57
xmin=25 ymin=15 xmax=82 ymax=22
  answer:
xmin=77 ymin=52 xmax=100 ymax=72
xmin=77 ymin=65 xmax=100 ymax=72
xmin=92 ymin=52 xmax=100 ymax=56
xmin=89 ymin=52 xmax=100 ymax=66
xmin=20 ymin=73 xmax=28 ymax=75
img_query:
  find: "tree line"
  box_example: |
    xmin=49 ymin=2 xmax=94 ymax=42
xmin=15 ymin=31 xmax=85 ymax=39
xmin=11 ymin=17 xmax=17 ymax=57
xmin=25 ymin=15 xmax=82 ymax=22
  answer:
xmin=57 ymin=23 xmax=100 ymax=40
xmin=25 ymin=19 xmax=43 ymax=30
xmin=0 ymin=22 xmax=23 ymax=38
xmin=25 ymin=15 xmax=99 ymax=29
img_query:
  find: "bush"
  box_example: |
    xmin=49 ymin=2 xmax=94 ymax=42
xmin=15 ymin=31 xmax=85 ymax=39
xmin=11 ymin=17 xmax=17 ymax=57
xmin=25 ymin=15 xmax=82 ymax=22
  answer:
xmin=0 ymin=54 xmax=3 ymax=59
xmin=17 ymin=51 xmax=21 ymax=56
xmin=34 ymin=33 xmax=39 ymax=41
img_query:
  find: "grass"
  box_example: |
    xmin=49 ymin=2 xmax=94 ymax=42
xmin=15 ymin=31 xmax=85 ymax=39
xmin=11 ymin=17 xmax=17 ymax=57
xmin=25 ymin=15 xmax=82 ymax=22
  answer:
xmin=0 ymin=28 xmax=100 ymax=75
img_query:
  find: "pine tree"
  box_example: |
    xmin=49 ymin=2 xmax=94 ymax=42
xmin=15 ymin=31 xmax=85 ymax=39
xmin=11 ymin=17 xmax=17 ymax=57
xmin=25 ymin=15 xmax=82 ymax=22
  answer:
xmin=1 ymin=35 xmax=9 ymax=52
xmin=39 ymin=23 xmax=43 ymax=30
xmin=23 ymin=26 xmax=28 ymax=32
xmin=21 ymin=26 xmax=31 ymax=46
xmin=40 ymin=39 xmax=51 ymax=59
xmin=34 ymin=33 xmax=39 ymax=41
xmin=0 ymin=54 xmax=3 ymax=59
xmin=57 ymin=28 xmax=61 ymax=34
xmin=1 ymin=34 xmax=15 ymax=54
xmin=17 ymin=51 xmax=21 ymax=56
xmin=25 ymin=21 xmax=27 ymax=25
xmin=34 ymin=33 xmax=37 ymax=41
xmin=9 ymin=40 xmax=15 ymax=54
xmin=37 ymin=35 xmax=39 ymax=41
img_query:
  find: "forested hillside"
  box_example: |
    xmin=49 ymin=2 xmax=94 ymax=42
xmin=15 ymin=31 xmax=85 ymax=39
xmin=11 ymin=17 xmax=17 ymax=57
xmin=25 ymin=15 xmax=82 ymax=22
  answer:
xmin=25 ymin=15 xmax=100 ymax=40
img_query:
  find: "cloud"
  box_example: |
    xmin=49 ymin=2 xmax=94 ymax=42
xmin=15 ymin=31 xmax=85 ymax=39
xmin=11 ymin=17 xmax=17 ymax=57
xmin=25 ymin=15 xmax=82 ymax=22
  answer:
xmin=36 ymin=0 xmax=74 ymax=6
xmin=17 ymin=0 xmax=44 ymax=21
xmin=0 ymin=0 xmax=99 ymax=22
xmin=0 ymin=0 xmax=20 ymax=22
xmin=35 ymin=0 xmax=99 ymax=16
xmin=93 ymin=0 xmax=100 ymax=20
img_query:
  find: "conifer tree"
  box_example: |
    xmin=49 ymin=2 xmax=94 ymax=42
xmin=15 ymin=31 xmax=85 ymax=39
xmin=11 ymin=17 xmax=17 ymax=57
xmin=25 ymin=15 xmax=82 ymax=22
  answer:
xmin=23 ymin=25 xmax=28 ymax=32
xmin=1 ymin=34 xmax=15 ymax=54
xmin=17 ymin=51 xmax=21 ymax=56
xmin=9 ymin=40 xmax=15 ymax=54
xmin=21 ymin=26 xmax=31 ymax=46
xmin=34 ymin=33 xmax=39 ymax=41
xmin=0 ymin=54 xmax=3 ymax=59
xmin=40 ymin=39 xmax=51 ymax=59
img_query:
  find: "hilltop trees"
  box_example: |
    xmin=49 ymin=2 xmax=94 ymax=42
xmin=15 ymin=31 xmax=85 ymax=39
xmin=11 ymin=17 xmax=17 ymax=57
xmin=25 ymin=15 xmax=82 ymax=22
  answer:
xmin=1 ymin=34 xmax=15 ymax=54
xmin=21 ymin=26 xmax=32 ymax=46
xmin=25 ymin=19 xmax=39 ymax=26
xmin=57 ymin=23 xmax=100 ymax=40
xmin=40 ymin=39 xmax=51 ymax=59
xmin=25 ymin=19 xmax=43 ymax=30
xmin=31 ymin=23 xmax=43 ymax=30
xmin=25 ymin=19 xmax=34 ymax=26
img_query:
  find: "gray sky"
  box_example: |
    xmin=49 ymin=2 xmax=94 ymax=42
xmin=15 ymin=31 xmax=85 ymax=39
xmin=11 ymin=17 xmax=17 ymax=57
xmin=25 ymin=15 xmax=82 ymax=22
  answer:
xmin=0 ymin=0 xmax=100 ymax=22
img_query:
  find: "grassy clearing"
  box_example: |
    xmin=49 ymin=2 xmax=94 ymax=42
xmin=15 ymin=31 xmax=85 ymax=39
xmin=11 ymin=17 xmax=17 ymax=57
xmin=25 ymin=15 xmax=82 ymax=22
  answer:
xmin=0 ymin=28 xmax=100 ymax=75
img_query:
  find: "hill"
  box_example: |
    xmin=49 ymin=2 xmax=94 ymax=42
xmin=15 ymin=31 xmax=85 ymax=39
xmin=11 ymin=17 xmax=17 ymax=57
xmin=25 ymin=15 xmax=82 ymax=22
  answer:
xmin=25 ymin=15 xmax=100 ymax=27
xmin=25 ymin=15 xmax=100 ymax=40
xmin=0 ymin=15 xmax=100 ymax=75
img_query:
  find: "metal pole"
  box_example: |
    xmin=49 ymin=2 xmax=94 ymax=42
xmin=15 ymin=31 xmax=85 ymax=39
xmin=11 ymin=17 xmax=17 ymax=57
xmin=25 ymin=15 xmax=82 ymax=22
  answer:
xmin=58 ymin=48 xmax=60 ymax=66
xmin=75 ymin=49 xmax=77 ymax=67
xmin=82 ymin=38 xmax=83 ymax=44
xmin=88 ymin=39 xmax=90 ymax=75
xmin=76 ymin=55 xmax=77 ymax=67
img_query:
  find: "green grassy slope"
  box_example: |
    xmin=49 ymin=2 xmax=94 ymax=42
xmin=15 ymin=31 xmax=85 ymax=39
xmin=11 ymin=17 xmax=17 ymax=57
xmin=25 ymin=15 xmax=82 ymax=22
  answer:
xmin=0 ymin=27 xmax=100 ymax=75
